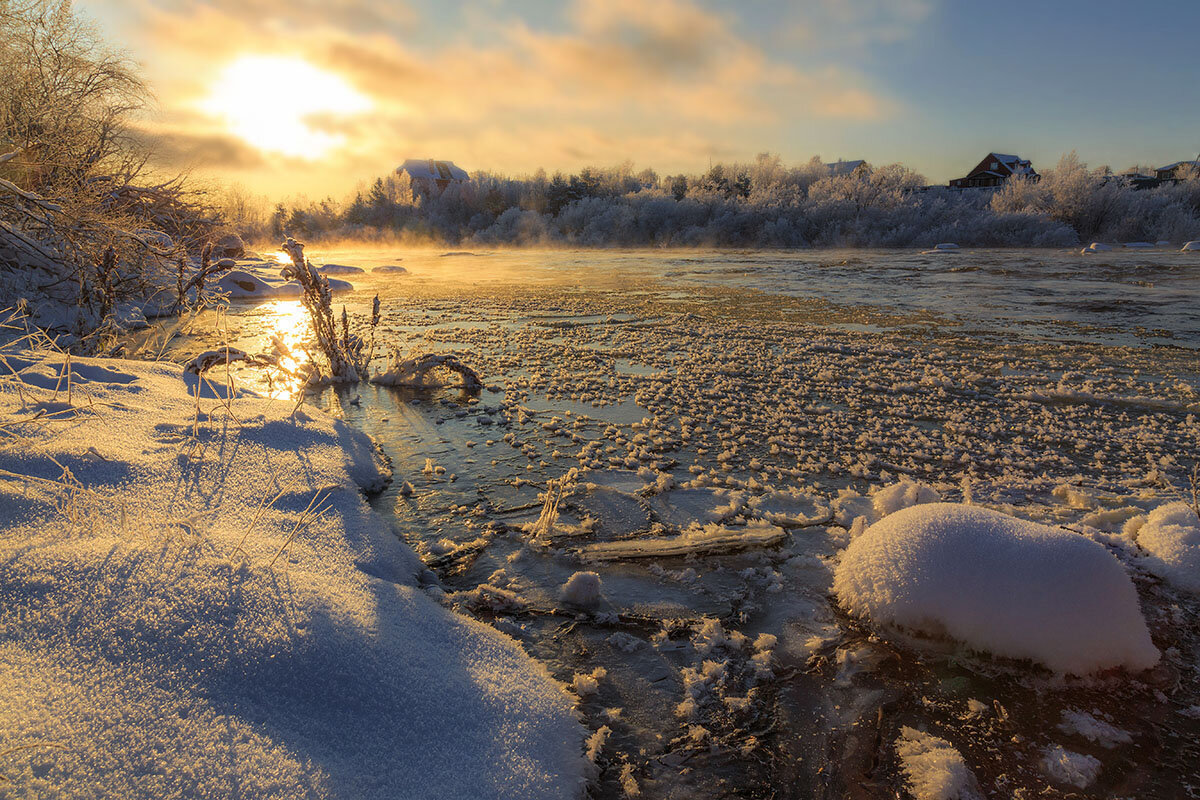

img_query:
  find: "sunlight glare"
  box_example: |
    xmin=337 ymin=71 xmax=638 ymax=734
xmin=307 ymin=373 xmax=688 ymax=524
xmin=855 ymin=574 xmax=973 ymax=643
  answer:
xmin=201 ymin=55 xmax=371 ymax=159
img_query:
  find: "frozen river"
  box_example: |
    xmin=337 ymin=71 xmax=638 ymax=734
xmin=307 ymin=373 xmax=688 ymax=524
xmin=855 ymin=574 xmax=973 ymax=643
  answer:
xmin=145 ymin=247 xmax=1200 ymax=798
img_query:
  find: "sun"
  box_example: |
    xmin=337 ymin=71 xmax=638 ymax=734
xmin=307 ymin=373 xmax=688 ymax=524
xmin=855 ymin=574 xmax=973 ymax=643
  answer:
xmin=201 ymin=55 xmax=371 ymax=160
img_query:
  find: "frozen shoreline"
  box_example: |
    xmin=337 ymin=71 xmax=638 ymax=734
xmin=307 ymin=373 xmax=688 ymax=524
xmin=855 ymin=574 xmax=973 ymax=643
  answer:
xmin=0 ymin=350 xmax=585 ymax=798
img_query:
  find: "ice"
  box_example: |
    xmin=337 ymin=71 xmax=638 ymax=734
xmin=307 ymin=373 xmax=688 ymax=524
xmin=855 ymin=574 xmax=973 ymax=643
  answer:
xmin=1041 ymin=745 xmax=1102 ymax=788
xmin=895 ymin=727 xmax=984 ymax=800
xmin=1057 ymin=710 xmax=1132 ymax=748
xmin=834 ymin=503 xmax=1159 ymax=674
xmin=1134 ymin=502 xmax=1200 ymax=592
xmin=561 ymin=570 xmax=603 ymax=605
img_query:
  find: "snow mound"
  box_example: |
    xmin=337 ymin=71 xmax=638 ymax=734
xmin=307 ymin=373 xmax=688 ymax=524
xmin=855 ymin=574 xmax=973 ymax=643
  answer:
xmin=833 ymin=503 xmax=1158 ymax=674
xmin=896 ymin=727 xmax=983 ymax=800
xmin=1136 ymin=502 xmax=1200 ymax=592
xmin=561 ymin=571 xmax=602 ymax=606
xmin=0 ymin=351 xmax=585 ymax=798
xmin=1180 ymin=240 xmax=1200 ymax=251
xmin=372 ymin=264 xmax=408 ymax=274
xmin=1082 ymin=242 xmax=1113 ymax=253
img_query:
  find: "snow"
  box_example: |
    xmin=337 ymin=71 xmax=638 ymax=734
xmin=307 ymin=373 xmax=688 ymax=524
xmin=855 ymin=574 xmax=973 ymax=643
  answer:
xmin=1041 ymin=745 xmax=1102 ymax=788
xmin=1135 ymin=502 xmax=1200 ymax=592
xmin=895 ymin=727 xmax=984 ymax=800
xmin=0 ymin=350 xmax=585 ymax=798
xmin=372 ymin=264 xmax=409 ymax=274
xmin=561 ymin=571 xmax=603 ymax=606
xmin=1182 ymin=240 xmax=1200 ymax=251
xmin=833 ymin=503 xmax=1159 ymax=674
xmin=1081 ymin=242 xmax=1113 ymax=253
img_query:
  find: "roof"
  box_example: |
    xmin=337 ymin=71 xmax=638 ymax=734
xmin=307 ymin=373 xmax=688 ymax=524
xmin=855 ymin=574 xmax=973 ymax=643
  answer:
xmin=824 ymin=159 xmax=867 ymax=176
xmin=398 ymin=159 xmax=469 ymax=182
xmin=1156 ymin=160 xmax=1200 ymax=172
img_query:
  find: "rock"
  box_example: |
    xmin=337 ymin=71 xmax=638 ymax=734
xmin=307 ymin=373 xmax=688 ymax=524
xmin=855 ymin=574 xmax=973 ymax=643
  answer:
xmin=213 ymin=232 xmax=247 ymax=259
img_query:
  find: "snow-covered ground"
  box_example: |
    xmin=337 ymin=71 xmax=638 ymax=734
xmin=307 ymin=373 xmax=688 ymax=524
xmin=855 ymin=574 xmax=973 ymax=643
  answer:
xmin=0 ymin=350 xmax=585 ymax=798
xmin=14 ymin=245 xmax=1200 ymax=798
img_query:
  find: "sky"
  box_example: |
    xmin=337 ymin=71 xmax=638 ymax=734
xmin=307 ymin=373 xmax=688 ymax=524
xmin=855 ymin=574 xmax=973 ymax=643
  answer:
xmin=78 ymin=0 xmax=1200 ymax=199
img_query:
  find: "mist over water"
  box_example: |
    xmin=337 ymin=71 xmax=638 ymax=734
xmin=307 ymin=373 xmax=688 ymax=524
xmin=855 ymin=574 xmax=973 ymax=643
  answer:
xmin=302 ymin=247 xmax=1200 ymax=348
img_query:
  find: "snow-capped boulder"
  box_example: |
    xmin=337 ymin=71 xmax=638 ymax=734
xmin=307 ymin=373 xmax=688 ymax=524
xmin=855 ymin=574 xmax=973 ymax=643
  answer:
xmin=1136 ymin=502 xmax=1200 ymax=593
xmin=1123 ymin=241 xmax=1154 ymax=248
xmin=316 ymin=263 xmax=366 ymax=275
xmin=921 ymin=243 xmax=961 ymax=255
xmin=215 ymin=270 xmax=277 ymax=298
xmin=1182 ymin=241 xmax=1200 ymax=251
xmin=373 ymin=264 xmax=408 ymax=274
xmin=834 ymin=503 xmax=1159 ymax=674
xmin=1081 ymin=242 xmax=1113 ymax=254
xmin=213 ymin=232 xmax=246 ymax=259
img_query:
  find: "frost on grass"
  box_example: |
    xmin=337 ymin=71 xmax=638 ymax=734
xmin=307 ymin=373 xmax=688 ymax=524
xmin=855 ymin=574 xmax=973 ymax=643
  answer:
xmin=0 ymin=351 xmax=584 ymax=799
xmin=895 ymin=727 xmax=984 ymax=800
xmin=1135 ymin=502 xmax=1200 ymax=593
xmin=834 ymin=503 xmax=1159 ymax=674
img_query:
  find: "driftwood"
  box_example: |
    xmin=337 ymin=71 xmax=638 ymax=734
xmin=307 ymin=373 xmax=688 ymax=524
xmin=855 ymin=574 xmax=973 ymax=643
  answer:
xmin=370 ymin=353 xmax=483 ymax=391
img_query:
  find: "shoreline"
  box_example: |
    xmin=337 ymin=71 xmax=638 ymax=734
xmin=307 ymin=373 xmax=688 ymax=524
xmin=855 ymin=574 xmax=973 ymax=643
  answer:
xmin=0 ymin=349 xmax=586 ymax=798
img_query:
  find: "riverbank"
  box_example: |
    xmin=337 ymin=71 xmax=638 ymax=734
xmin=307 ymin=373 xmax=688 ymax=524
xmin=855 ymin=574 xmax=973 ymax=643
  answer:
xmin=0 ymin=349 xmax=585 ymax=798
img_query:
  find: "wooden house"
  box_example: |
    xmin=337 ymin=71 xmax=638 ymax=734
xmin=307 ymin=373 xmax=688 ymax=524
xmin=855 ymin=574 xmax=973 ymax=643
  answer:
xmin=949 ymin=153 xmax=1038 ymax=188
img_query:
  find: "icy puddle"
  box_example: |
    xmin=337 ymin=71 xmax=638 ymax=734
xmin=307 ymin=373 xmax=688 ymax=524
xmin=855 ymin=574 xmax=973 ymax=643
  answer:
xmin=144 ymin=256 xmax=1200 ymax=799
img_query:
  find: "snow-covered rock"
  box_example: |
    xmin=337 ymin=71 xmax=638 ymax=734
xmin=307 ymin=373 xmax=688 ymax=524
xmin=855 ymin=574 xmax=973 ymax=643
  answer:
xmin=372 ymin=264 xmax=408 ymax=274
xmin=316 ymin=263 xmax=366 ymax=275
xmin=1123 ymin=241 xmax=1154 ymax=248
xmin=1081 ymin=242 xmax=1113 ymax=254
xmin=214 ymin=269 xmax=281 ymax=298
xmin=1136 ymin=502 xmax=1200 ymax=592
xmin=213 ymin=232 xmax=246 ymax=258
xmin=834 ymin=503 xmax=1159 ymax=674
xmin=1181 ymin=241 xmax=1200 ymax=251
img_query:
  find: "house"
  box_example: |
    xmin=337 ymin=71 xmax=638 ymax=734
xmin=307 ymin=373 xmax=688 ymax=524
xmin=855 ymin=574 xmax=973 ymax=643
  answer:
xmin=396 ymin=159 xmax=469 ymax=195
xmin=948 ymin=153 xmax=1038 ymax=188
xmin=1154 ymin=160 xmax=1200 ymax=181
xmin=824 ymin=159 xmax=868 ymax=177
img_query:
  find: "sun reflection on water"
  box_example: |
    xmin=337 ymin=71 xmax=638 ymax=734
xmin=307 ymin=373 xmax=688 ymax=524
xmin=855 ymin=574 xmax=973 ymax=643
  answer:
xmin=258 ymin=299 xmax=313 ymax=399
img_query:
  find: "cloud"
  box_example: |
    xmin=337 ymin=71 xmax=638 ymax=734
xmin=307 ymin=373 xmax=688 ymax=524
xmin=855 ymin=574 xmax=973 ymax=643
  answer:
xmin=82 ymin=0 xmax=896 ymax=195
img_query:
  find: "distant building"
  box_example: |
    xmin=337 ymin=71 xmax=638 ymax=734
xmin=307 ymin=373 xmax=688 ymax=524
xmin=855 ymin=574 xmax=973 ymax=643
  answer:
xmin=397 ymin=159 xmax=469 ymax=195
xmin=824 ymin=159 xmax=868 ymax=177
xmin=949 ymin=153 xmax=1038 ymax=188
xmin=1154 ymin=160 xmax=1200 ymax=181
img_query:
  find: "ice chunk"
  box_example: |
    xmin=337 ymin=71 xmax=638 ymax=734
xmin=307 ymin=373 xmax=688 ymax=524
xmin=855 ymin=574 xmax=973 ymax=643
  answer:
xmin=896 ymin=727 xmax=984 ymax=800
xmin=1041 ymin=745 xmax=1101 ymax=788
xmin=834 ymin=504 xmax=1158 ymax=674
xmin=1057 ymin=710 xmax=1132 ymax=748
xmin=561 ymin=571 xmax=602 ymax=606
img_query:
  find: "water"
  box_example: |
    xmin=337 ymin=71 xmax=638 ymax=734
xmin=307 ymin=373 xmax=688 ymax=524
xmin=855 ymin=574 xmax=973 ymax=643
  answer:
xmin=142 ymin=247 xmax=1200 ymax=798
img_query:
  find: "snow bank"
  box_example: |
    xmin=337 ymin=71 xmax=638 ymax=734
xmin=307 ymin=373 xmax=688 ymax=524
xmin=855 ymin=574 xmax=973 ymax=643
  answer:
xmin=0 ymin=351 xmax=585 ymax=798
xmin=1181 ymin=240 xmax=1200 ymax=251
xmin=1136 ymin=502 xmax=1200 ymax=592
xmin=834 ymin=504 xmax=1158 ymax=674
xmin=895 ymin=728 xmax=983 ymax=800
